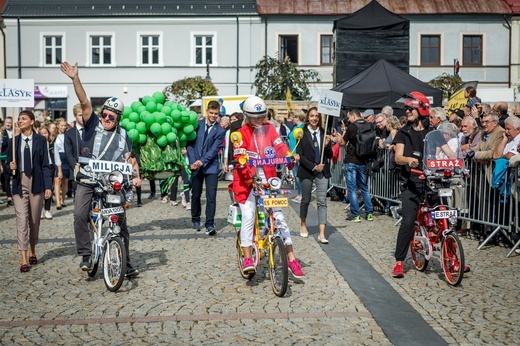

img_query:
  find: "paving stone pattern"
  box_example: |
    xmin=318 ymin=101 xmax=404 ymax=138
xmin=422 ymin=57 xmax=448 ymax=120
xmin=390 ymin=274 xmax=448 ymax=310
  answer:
xmin=0 ymin=181 xmax=518 ymax=345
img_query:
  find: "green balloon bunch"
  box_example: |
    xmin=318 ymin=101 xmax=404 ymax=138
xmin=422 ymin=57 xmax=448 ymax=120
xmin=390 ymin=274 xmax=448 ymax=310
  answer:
xmin=119 ymin=91 xmax=200 ymax=177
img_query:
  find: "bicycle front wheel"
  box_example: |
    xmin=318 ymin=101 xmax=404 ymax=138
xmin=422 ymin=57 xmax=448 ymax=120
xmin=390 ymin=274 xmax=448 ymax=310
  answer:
xmin=268 ymin=237 xmax=288 ymax=297
xmin=87 ymin=222 xmax=99 ymax=278
xmin=103 ymin=236 xmax=127 ymax=292
xmin=441 ymin=232 xmax=465 ymax=286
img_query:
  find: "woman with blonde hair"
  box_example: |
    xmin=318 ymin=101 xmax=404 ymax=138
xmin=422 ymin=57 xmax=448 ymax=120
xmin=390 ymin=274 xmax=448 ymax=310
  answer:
xmin=53 ymin=118 xmax=70 ymax=210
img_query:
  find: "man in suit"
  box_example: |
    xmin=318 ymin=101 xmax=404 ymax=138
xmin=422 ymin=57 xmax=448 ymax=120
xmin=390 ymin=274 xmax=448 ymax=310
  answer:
xmin=1 ymin=116 xmax=14 ymax=206
xmin=187 ymin=100 xmax=226 ymax=235
xmin=63 ymin=104 xmax=85 ymax=199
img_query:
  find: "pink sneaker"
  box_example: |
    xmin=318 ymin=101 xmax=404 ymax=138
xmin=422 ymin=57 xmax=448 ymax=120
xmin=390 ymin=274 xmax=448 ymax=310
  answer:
xmin=242 ymin=257 xmax=255 ymax=274
xmin=288 ymin=259 xmax=304 ymax=278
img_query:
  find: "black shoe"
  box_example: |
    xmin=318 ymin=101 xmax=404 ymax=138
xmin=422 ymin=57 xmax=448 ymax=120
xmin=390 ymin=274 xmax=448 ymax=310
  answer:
xmin=7 ymin=200 xmax=14 ymax=207
xmin=206 ymin=226 xmax=217 ymax=236
xmin=80 ymin=255 xmax=92 ymax=271
xmin=193 ymin=222 xmax=201 ymax=231
xmin=137 ymin=201 xmax=143 ymax=207
xmin=125 ymin=264 xmax=139 ymax=277
xmin=148 ymin=193 xmax=156 ymax=200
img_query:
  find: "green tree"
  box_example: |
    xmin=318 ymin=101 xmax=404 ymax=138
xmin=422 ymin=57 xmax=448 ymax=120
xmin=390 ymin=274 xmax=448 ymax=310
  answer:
xmin=254 ymin=55 xmax=321 ymax=100
xmin=164 ymin=76 xmax=218 ymax=107
xmin=428 ymin=73 xmax=463 ymax=100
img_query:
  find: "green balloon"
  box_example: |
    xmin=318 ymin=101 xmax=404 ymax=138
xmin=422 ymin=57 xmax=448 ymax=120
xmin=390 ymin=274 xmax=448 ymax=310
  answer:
xmin=146 ymin=101 xmax=157 ymax=113
xmin=150 ymin=123 xmax=162 ymax=137
xmin=170 ymin=127 xmax=177 ymax=135
xmin=183 ymin=124 xmax=194 ymax=135
xmin=166 ymin=132 xmax=177 ymax=143
xmin=142 ymin=95 xmax=153 ymax=105
xmin=128 ymin=129 xmax=139 ymax=142
xmin=165 ymin=117 xmax=173 ymax=125
xmin=120 ymin=118 xmax=129 ymax=129
xmin=122 ymin=107 xmax=132 ymax=118
xmin=128 ymin=112 xmax=140 ymax=123
xmin=181 ymin=111 xmax=190 ymax=124
xmin=164 ymin=101 xmax=173 ymax=108
xmin=155 ymin=112 xmax=167 ymax=124
xmin=173 ymin=121 xmax=182 ymax=129
xmin=144 ymin=112 xmax=156 ymax=126
xmin=140 ymin=111 xmax=151 ymax=122
xmin=137 ymin=105 xmax=146 ymax=114
xmin=136 ymin=122 xmax=147 ymax=134
xmin=156 ymin=103 xmax=163 ymax=111
xmin=161 ymin=106 xmax=172 ymax=116
xmin=131 ymin=101 xmax=143 ymax=112
xmin=161 ymin=122 xmax=172 ymax=135
xmin=177 ymin=104 xmax=186 ymax=111
xmin=186 ymin=131 xmax=197 ymax=141
xmin=138 ymin=134 xmax=147 ymax=144
xmin=126 ymin=121 xmax=136 ymax=131
xmin=171 ymin=109 xmax=181 ymax=121
xmin=189 ymin=112 xmax=198 ymax=124
xmin=153 ymin=91 xmax=165 ymax=104
xmin=193 ymin=121 xmax=199 ymax=130
xmin=156 ymin=135 xmax=168 ymax=147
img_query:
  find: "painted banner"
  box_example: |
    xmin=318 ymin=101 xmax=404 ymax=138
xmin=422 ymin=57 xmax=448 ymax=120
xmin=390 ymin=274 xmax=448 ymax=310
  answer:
xmin=447 ymin=81 xmax=478 ymax=112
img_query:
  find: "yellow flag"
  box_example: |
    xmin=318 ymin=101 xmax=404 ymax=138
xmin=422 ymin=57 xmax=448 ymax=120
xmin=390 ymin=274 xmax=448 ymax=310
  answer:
xmin=286 ymin=86 xmax=293 ymax=113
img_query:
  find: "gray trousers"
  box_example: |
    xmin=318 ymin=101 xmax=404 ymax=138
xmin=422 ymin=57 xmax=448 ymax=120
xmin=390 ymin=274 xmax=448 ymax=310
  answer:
xmin=300 ymin=173 xmax=328 ymax=225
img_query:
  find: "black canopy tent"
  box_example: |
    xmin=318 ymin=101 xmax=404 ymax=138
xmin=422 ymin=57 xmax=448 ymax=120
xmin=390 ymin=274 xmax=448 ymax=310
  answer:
xmin=332 ymin=59 xmax=443 ymax=114
xmin=333 ymin=0 xmax=410 ymax=86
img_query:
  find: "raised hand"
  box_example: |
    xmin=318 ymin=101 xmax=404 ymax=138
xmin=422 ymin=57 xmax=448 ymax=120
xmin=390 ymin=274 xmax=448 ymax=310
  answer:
xmin=61 ymin=61 xmax=78 ymax=80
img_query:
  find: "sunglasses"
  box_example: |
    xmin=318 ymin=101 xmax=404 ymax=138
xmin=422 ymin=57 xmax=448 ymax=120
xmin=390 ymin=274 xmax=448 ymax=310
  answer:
xmin=101 ymin=113 xmax=116 ymax=121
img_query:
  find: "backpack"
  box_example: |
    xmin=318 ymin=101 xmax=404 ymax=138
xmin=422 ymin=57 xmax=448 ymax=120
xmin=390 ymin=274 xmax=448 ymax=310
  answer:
xmin=353 ymin=121 xmax=377 ymax=159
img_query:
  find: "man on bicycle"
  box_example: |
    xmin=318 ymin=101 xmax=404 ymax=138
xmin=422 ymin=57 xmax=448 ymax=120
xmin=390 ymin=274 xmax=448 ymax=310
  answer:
xmin=61 ymin=61 xmax=142 ymax=277
xmin=232 ymin=96 xmax=304 ymax=278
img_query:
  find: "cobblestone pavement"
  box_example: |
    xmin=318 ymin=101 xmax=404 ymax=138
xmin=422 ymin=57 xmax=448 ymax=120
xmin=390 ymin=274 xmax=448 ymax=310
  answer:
xmin=0 ymin=181 xmax=518 ymax=345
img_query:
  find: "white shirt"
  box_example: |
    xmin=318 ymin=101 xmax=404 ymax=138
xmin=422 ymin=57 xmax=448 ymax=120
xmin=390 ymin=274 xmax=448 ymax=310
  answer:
xmin=504 ymin=133 xmax=520 ymax=156
xmin=54 ymin=133 xmax=65 ymax=166
xmin=307 ymin=125 xmax=321 ymax=150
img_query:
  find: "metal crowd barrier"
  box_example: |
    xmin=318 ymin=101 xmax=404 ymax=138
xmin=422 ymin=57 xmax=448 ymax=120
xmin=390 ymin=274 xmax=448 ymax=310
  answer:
xmin=328 ymin=146 xmax=520 ymax=258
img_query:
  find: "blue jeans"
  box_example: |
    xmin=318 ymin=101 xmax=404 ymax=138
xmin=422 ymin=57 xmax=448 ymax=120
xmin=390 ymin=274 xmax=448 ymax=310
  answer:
xmin=345 ymin=163 xmax=373 ymax=217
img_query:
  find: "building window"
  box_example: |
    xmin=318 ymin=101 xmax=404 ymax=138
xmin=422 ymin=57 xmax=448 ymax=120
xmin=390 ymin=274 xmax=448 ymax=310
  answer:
xmin=420 ymin=35 xmax=440 ymax=65
xmin=463 ymin=35 xmax=482 ymax=66
xmin=194 ymin=35 xmax=214 ymax=65
xmin=141 ymin=35 xmax=160 ymax=65
xmin=279 ymin=35 xmax=298 ymax=64
xmin=91 ymin=35 xmax=113 ymax=65
xmin=44 ymin=36 xmax=63 ymax=66
xmin=320 ymin=35 xmax=333 ymax=65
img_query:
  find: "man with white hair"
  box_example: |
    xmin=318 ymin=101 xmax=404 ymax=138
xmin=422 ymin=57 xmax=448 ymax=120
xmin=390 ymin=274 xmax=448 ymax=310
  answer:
xmin=460 ymin=116 xmax=481 ymax=158
xmin=493 ymin=115 xmax=520 ymax=159
xmin=381 ymin=105 xmax=394 ymax=117
xmin=429 ymin=107 xmax=448 ymax=129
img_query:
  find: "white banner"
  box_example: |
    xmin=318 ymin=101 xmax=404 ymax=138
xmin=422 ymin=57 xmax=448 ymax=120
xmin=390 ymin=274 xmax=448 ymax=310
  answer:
xmin=317 ymin=89 xmax=343 ymax=117
xmin=0 ymin=79 xmax=35 ymax=107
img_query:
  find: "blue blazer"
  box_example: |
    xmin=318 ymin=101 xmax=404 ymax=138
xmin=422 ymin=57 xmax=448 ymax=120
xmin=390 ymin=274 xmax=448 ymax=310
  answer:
xmin=187 ymin=120 xmax=226 ymax=175
xmin=7 ymin=133 xmax=53 ymax=196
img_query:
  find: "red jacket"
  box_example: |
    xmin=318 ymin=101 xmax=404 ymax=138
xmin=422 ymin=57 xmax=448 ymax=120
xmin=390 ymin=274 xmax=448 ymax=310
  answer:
xmin=232 ymin=123 xmax=290 ymax=204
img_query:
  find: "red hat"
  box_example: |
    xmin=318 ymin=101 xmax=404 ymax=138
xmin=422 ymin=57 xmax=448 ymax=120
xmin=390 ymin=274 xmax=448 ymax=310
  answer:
xmin=396 ymin=91 xmax=430 ymax=117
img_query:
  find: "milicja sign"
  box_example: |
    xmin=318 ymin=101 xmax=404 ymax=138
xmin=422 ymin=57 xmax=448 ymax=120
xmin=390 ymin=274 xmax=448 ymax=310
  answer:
xmin=0 ymin=79 xmax=35 ymax=107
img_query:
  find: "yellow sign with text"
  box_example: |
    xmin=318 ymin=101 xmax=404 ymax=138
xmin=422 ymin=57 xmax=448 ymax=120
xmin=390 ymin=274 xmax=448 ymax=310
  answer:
xmin=263 ymin=197 xmax=289 ymax=208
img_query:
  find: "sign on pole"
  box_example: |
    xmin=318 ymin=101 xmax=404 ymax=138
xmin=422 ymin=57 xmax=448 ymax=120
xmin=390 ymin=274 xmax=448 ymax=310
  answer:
xmin=317 ymin=89 xmax=343 ymax=117
xmin=0 ymin=79 xmax=35 ymax=108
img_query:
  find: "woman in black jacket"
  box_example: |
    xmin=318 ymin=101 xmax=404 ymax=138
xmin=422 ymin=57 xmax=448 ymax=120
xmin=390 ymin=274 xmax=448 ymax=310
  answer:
xmin=296 ymin=107 xmax=332 ymax=243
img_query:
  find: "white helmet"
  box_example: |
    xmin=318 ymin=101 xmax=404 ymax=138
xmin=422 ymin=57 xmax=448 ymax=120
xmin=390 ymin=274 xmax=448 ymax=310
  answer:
xmin=102 ymin=97 xmax=124 ymax=115
xmin=242 ymin=96 xmax=268 ymax=118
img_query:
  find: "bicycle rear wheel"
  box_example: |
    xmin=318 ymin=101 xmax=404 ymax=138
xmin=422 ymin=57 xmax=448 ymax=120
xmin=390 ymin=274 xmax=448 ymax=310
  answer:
xmin=103 ymin=236 xmax=127 ymax=292
xmin=268 ymin=237 xmax=288 ymax=297
xmin=236 ymin=229 xmax=255 ymax=280
xmin=441 ymin=232 xmax=464 ymax=286
xmin=87 ymin=222 xmax=99 ymax=278
xmin=409 ymin=224 xmax=430 ymax=272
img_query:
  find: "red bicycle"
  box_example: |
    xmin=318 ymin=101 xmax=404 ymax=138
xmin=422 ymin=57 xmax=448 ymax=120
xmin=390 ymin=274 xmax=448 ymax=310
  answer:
xmin=408 ymin=129 xmax=467 ymax=286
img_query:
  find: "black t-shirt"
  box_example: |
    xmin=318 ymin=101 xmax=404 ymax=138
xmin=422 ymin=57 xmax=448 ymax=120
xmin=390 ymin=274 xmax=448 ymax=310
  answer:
xmin=393 ymin=125 xmax=431 ymax=182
